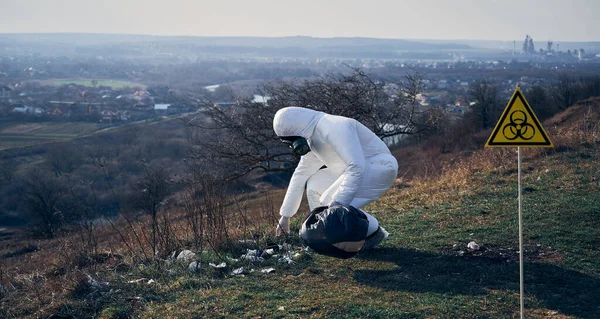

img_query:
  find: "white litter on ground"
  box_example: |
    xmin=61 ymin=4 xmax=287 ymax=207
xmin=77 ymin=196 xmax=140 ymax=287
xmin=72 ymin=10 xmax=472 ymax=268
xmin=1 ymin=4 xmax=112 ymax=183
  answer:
xmin=189 ymin=261 xmax=201 ymax=273
xmin=231 ymin=267 xmax=246 ymax=275
xmin=278 ymin=256 xmax=294 ymax=264
xmin=127 ymin=278 xmax=148 ymax=284
xmin=261 ymin=268 xmax=276 ymax=274
xmin=468 ymin=241 xmax=481 ymax=251
xmin=177 ymin=250 xmax=196 ymax=261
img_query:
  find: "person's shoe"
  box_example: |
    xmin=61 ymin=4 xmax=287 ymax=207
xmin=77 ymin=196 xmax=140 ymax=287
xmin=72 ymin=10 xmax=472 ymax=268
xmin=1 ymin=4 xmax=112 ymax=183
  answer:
xmin=360 ymin=226 xmax=389 ymax=251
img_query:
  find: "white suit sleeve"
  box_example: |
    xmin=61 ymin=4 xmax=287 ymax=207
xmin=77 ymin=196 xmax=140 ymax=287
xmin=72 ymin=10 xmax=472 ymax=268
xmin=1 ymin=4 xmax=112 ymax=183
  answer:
xmin=279 ymin=152 xmax=323 ymax=218
xmin=321 ymin=120 xmax=365 ymax=206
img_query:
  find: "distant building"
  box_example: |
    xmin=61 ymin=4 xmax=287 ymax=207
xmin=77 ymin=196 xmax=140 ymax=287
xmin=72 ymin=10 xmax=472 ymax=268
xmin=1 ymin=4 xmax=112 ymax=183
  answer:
xmin=100 ymin=110 xmax=119 ymax=123
xmin=437 ymin=79 xmax=448 ymax=89
xmin=521 ymin=35 xmax=535 ymax=54
xmin=0 ymin=85 xmax=12 ymax=99
xmin=252 ymin=95 xmax=271 ymax=104
xmin=154 ymin=103 xmax=177 ymax=115
xmin=12 ymin=105 xmax=45 ymax=116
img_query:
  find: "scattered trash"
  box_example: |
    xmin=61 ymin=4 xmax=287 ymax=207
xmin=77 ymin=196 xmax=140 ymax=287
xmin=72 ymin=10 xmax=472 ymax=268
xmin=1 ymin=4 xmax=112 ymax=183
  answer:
xmin=548 ymin=310 xmax=559 ymax=315
xmin=260 ymin=248 xmax=277 ymax=258
xmin=209 ymin=262 xmax=227 ymax=269
xmin=189 ymin=261 xmax=201 ymax=273
xmin=458 ymin=250 xmax=465 ymax=256
xmin=126 ymin=296 xmax=144 ymax=302
xmin=127 ymin=278 xmax=148 ymax=284
xmin=467 ymin=241 xmax=480 ymax=251
xmin=86 ymin=275 xmax=109 ymax=290
xmin=261 ymin=268 xmax=276 ymax=274
xmin=177 ymin=250 xmax=196 ymax=261
xmin=292 ymin=252 xmax=302 ymax=260
xmin=231 ymin=267 xmax=247 ymax=276
xmin=146 ymin=279 xmax=156 ymax=285
xmin=238 ymin=239 xmax=256 ymax=244
xmin=278 ymin=306 xmax=285 ymax=311
xmin=278 ymin=256 xmax=294 ymax=264
xmin=241 ymin=249 xmax=265 ymax=263
xmin=279 ymin=243 xmax=292 ymax=251
xmin=305 ymin=246 xmax=314 ymax=253
xmin=227 ymin=257 xmax=240 ymax=263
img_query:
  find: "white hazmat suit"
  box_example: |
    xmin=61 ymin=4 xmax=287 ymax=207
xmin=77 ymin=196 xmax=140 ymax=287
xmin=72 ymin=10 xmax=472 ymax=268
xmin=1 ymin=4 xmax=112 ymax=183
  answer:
xmin=273 ymin=107 xmax=398 ymax=236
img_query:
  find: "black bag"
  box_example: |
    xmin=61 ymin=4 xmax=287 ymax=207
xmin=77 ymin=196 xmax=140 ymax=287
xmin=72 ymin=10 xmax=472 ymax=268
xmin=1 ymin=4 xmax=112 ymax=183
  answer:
xmin=299 ymin=205 xmax=369 ymax=259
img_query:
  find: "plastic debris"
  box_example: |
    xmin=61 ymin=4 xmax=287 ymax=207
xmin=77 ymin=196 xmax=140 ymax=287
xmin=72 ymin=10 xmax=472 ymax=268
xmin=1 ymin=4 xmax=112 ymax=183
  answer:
xmin=147 ymin=279 xmax=155 ymax=285
xmin=238 ymin=239 xmax=256 ymax=244
xmin=177 ymin=250 xmax=196 ymax=261
xmin=227 ymin=257 xmax=240 ymax=263
xmin=278 ymin=256 xmax=294 ymax=264
xmin=278 ymin=306 xmax=285 ymax=311
xmin=127 ymin=278 xmax=148 ymax=284
xmin=241 ymin=249 xmax=264 ymax=263
xmin=189 ymin=261 xmax=201 ymax=273
xmin=305 ymin=246 xmax=314 ymax=253
xmin=231 ymin=267 xmax=246 ymax=275
xmin=467 ymin=241 xmax=480 ymax=251
xmin=261 ymin=268 xmax=276 ymax=274
xmin=279 ymin=243 xmax=292 ymax=251
xmin=86 ymin=275 xmax=109 ymax=290
xmin=209 ymin=262 xmax=227 ymax=268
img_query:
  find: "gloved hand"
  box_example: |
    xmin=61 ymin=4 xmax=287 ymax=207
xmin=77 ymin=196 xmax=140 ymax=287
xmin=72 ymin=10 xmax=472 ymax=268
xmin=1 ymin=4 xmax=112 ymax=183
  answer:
xmin=276 ymin=216 xmax=290 ymax=236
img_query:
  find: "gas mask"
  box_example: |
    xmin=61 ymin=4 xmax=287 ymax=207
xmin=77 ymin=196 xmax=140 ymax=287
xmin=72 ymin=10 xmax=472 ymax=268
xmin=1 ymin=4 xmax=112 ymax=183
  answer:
xmin=280 ymin=136 xmax=311 ymax=157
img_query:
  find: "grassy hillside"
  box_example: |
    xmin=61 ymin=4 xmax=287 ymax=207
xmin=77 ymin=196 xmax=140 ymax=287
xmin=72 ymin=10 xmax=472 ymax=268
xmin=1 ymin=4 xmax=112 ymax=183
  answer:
xmin=1 ymin=99 xmax=599 ymax=318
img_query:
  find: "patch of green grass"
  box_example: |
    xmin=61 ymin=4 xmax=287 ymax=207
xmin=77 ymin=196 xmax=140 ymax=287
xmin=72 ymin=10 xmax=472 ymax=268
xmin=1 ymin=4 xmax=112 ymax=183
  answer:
xmin=0 ymin=122 xmax=106 ymax=150
xmin=4 ymin=135 xmax=599 ymax=318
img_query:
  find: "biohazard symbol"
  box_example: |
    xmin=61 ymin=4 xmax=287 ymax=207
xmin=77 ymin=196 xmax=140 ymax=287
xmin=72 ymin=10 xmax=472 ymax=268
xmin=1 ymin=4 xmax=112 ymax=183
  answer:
xmin=485 ymin=87 xmax=553 ymax=148
xmin=503 ymin=110 xmax=535 ymax=140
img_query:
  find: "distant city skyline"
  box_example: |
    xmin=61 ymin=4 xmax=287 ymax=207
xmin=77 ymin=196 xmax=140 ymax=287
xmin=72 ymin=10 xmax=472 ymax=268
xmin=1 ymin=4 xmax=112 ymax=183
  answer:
xmin=0 ymin=0 xmax=599 ymax=42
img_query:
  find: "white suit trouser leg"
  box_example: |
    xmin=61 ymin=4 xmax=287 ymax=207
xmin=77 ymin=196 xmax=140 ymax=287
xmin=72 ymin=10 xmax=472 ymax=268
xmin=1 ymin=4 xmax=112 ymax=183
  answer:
xmin=307 ymin=169 xmax=383 ymax=236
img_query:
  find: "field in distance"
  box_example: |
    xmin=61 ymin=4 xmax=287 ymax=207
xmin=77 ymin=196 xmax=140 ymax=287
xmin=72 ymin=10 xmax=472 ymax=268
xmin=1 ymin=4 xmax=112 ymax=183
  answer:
xmin=36 ymin=79 xmax=147 ymax=89
xmin=0 ymin=122 xmax=106 ymax=151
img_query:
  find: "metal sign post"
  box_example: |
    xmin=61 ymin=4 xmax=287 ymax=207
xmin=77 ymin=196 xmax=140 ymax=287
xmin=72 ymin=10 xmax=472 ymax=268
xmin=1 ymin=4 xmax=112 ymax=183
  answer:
xmin=485 ymin=87 xmax=553 ymax=318
xmin=518 ymin=147 xmax=524 ymax=319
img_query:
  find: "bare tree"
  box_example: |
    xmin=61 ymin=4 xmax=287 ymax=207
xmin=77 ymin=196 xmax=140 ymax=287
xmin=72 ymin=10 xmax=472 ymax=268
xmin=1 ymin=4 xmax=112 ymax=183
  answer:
xmin=0 ymin=159 xmax=17 ymax=184
xmin=553 ymin=73 xmax=580 ymax=110
xmin=45 ymin=144 xmax=83 ymax=177
xmin=184 ymin=68 xmax=431 ymax=181
xmin=526 ymin=85 xmax=555 ymax=120
xmin=134 ymin=165 xmax=171 ymax=258
xmin=21 ymin=169 xmax=68 ymax=238
xmin=468 ymin=80 xmax=500 ymax=130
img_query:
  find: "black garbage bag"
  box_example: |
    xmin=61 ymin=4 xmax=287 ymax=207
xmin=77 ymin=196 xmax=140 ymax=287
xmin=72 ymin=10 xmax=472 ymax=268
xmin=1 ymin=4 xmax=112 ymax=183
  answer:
xmin=299 ymin=205 xmax=369 ymax=259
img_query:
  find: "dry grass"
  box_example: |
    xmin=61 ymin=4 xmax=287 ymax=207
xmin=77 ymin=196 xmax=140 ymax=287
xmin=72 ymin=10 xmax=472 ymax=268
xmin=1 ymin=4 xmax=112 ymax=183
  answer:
xmin=1 ymin=98 xmax=599 ymax=318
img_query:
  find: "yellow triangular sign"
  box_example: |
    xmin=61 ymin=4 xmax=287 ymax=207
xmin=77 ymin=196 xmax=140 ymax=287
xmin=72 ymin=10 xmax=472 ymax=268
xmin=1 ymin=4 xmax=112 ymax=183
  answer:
xmin=485 ymin=87 xmax=553 ymax=148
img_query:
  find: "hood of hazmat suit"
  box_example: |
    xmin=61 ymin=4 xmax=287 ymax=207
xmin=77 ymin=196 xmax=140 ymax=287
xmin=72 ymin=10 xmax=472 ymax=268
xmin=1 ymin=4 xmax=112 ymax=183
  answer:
xmin=273 ymin=107 xmax=395 ymax=218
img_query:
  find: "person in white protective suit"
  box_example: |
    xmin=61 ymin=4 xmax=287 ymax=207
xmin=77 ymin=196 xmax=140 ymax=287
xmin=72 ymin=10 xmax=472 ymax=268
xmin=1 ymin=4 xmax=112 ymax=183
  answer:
xmin=273 ymin=107 xmax=398 ymax=248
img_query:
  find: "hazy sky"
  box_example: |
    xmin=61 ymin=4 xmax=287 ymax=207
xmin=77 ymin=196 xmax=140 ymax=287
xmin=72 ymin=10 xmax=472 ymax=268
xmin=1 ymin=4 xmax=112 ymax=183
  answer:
xmin=1 ymin=0 xmax=599 ymax=42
